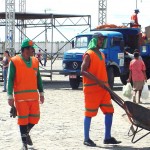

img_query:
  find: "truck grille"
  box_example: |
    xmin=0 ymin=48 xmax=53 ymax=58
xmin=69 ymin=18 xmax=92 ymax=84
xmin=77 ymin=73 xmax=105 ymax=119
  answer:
xmin=65 ymin=61 xmax=82 ymax=70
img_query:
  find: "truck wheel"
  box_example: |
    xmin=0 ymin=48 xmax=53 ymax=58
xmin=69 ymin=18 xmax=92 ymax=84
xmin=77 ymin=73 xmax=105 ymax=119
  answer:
xmin=107 ymin=67 xmax=114 ymax=89
xmin=69 ymin=76 xmax=80 ymax=89
xmin=120 ymin=75 xmax=128 ymax=85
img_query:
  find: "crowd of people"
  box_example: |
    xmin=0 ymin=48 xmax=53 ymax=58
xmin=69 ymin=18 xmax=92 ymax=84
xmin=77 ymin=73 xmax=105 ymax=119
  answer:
xmin=0 ymin=31 xmax=148 ymax=149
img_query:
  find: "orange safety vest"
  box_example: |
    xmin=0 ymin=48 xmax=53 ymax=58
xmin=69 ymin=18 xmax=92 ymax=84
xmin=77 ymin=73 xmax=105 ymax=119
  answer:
xmin=131 ymin=14 xmax=139 ymax=28
xmin=11 ymin=55 xmax=39 ymax=101
xmin=83 ymin=50 xmax=108 ymax=93
xmin=131 ymin=14 xmax=138 ymax=24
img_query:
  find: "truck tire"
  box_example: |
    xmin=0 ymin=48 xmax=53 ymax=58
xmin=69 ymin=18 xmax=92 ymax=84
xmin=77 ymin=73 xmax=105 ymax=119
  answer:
xmin=107 ymin=67 xmax=114 ymax=89
xmin=69 ymin=76 xmax=80 ymax=89
xmin=120 ymin=74 xmax=128 ymax=85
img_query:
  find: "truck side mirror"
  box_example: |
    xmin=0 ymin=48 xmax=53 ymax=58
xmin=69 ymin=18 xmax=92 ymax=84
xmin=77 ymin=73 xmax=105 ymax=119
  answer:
xmin=71 ymin=40 xmax=74 ymax=48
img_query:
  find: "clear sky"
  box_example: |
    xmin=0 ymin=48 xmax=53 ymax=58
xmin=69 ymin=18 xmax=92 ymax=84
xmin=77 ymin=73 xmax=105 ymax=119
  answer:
xmin=0 ymin=0 xmax=150 ymax=42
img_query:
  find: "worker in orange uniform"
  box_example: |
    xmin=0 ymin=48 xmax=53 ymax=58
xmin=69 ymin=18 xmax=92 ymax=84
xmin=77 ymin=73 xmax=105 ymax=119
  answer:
xmin=130 ymin=9 xmax=140 ymax=28
xmin=81 ymin=33 xmax=121 ymax=147
xmin=7 ymin=39 xmax=44 ymax=150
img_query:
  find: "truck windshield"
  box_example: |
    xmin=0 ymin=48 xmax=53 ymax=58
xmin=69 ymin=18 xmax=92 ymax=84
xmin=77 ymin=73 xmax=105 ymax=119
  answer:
xmin=75 ymin=36 xmax=88 ymax=48
xmin=75 ymin=36 xmax=108 ymax=49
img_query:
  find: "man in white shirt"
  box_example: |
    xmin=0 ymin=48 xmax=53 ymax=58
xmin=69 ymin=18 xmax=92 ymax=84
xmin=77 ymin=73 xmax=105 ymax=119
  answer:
xmin=125 ymin=48 xmax=142 ymax=60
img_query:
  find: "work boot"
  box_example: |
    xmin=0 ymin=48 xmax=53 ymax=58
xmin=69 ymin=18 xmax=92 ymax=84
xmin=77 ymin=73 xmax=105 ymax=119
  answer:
xmin=84 ymin=139 xmax=96 ymax=147
xmin=27 ymin=134 xmax=33 ymax=146
xmin=104 ymin=137 xmax=121 ymax=144
xmin=21 ymin=144 xmax=28 ymax=150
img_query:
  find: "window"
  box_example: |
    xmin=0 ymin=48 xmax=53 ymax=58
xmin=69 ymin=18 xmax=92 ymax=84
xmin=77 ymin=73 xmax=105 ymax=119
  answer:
xmin=75 ymin=36 xmax=88 ymax=48
xmin=112 ymin=37 xmax=122 ymax=47
xmin=102 ymin=38 xmax=108 ymax=49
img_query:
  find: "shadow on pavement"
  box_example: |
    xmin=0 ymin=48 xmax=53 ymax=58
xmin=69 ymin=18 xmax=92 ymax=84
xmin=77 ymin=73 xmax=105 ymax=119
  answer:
xmin=113 ymin=83 xmax=123 ymax=92
xmin=43 ymin=80 xmax=124 ymax=92
xmin=28 ymin=148 xmax=38 ymax=150
xmin=96 ymin=145 xmax=150 ymax=150
xmin=114 ymin=83 xmax=123 ymax=86
xmin=142 ymin=103 xmax=150 ymax=105
xmin=43 ymin=80 xmax=83 ymax=90
xmin=113 ymin=86 xmax=123 ymax=91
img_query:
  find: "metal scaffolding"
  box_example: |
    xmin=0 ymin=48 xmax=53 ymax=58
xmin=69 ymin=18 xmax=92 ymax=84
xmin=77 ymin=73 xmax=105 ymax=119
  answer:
xmin=19 ymin=0 xmax=26 ymax=12
xmin=98 ymin=0 xmax=107 ymax=25
xmin=0 ymin=12 xmax=91 ymax=79
xmin=5 ymin=0 xmax=15 ymax=54
xmin=18 ymin=0 xmax=26 ymax=44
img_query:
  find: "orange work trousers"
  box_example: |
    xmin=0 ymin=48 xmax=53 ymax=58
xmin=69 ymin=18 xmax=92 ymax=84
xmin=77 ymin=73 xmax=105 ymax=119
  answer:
xmin=84 ymin=90 xmax=114 ymax=117
xmin=15 ymin=100 xmax=40 ymax=125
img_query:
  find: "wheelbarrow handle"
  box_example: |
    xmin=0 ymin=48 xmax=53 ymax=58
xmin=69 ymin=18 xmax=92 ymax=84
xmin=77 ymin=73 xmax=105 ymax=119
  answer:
xmin=85 ymin=71 xmax=125 ymax=109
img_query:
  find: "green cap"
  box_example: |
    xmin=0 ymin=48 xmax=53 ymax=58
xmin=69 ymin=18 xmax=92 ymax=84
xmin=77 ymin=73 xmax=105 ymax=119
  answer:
xmin=32 ymin=44 xmax=38 ymax=49
xmin=21 ymin=39 xmax=34 ymax=48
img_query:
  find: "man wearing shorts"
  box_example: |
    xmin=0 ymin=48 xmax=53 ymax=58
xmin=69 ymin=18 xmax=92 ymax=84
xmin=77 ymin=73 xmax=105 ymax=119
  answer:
xmin=7 ymin=39 xmax=44 ymax=150
xmin=81 ymin=33 xmax=121 ymax=147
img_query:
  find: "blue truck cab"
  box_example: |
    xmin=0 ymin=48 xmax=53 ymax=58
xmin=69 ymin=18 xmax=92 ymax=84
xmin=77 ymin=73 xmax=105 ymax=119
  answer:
xmin=62 ymin=28 xmax=150 ymax=89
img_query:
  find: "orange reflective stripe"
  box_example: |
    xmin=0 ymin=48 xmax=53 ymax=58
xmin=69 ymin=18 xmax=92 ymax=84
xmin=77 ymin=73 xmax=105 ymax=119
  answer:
xmin=14 ymin=90 xmax=37 ymax=94
xmin=85 ymin=107 xmax=98 ymax=112
xmin=18 ymin=115 xmax=28 ymax=119
xmin=100 ymin=104 xmax=113 ymax=107
xmin=29 ymin=114 xmax=40 ymax=118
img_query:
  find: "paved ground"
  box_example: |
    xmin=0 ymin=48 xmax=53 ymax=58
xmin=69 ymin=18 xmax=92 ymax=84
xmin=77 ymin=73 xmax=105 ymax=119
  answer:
xmin=0 ymin=60 xmax=150 ymax=150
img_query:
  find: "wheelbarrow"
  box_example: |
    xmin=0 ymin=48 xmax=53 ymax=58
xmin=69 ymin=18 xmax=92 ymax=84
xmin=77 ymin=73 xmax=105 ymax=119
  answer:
xmin=86 ymin=72 xmax=150 ymax=143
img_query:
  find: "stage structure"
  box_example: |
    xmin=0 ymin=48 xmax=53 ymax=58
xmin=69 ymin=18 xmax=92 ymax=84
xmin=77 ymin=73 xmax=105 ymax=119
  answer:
xmin=18 ymin=0 xmax=26 ymax=44
xmin=5 ymin=0 xmax=15 ymax=54
xmin=0 ymin=12 xmax=91 ymax=80
xmin=98 ymin=0 xmax=107 ymax=25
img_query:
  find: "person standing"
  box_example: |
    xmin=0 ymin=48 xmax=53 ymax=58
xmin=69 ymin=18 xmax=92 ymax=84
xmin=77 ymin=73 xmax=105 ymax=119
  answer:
xmin=130 ymin=9 xmax=140 ymax=28
xmin=43 ymin=49 xmax=47 ymax=67
xmin=36 ymin=49 xmax=43 ymax=66
xmin=128 ymin=52 xmax=147 ymax=104
xmin=2 ymin=50 xmax=10 ymax=92
xmin=81 ymin=33 xmax=121 ymax=147
xmin=125 ymin=49 xmax=142 ymax=60
xmin=7 ymin=39 xmax=44 ymax=150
